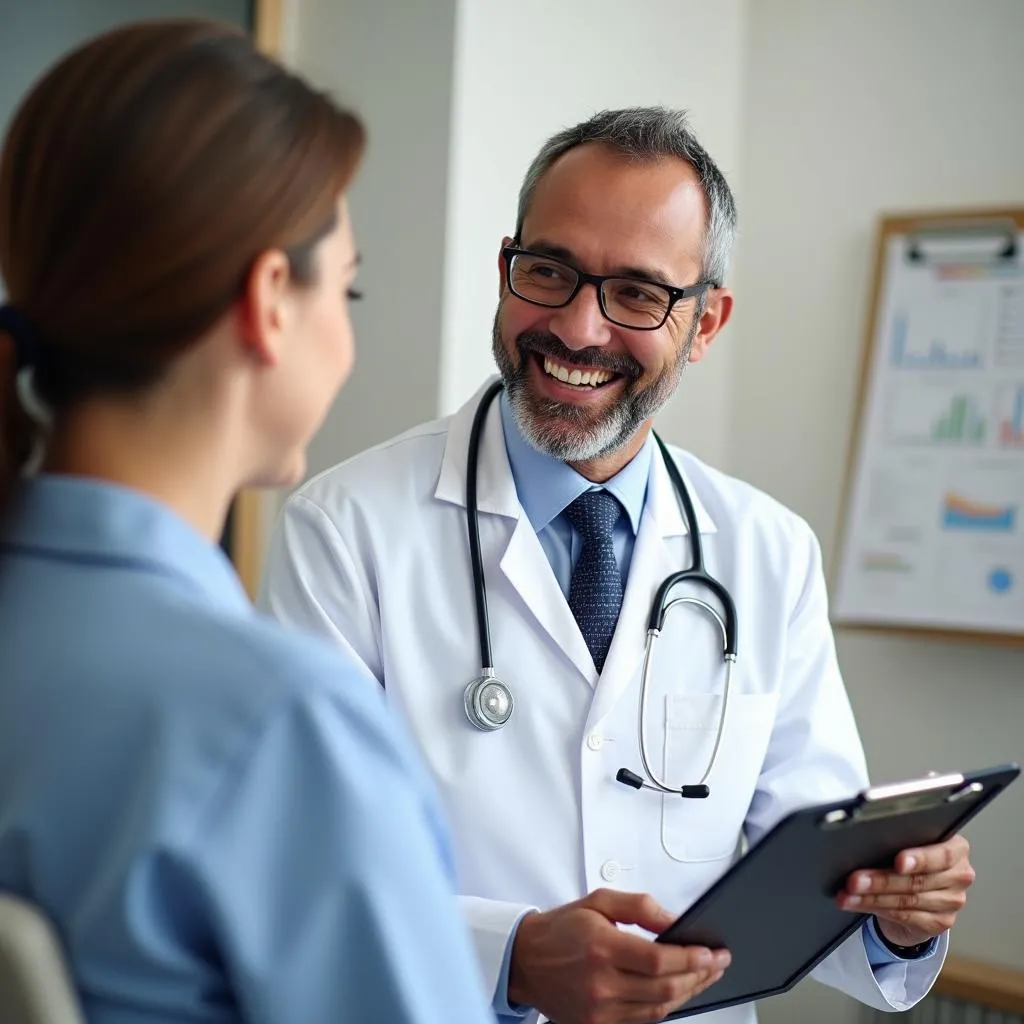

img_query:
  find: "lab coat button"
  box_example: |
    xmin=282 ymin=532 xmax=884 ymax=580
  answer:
xmin=600 ymin=860 xmax=620 ymax=882
xmin=587 ymin=732 xmax=604 ymax=751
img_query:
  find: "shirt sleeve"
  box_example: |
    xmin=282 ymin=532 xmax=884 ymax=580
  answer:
xmin=188 ymin=661 xmax=495 ymax=1024
xmin=862 ymin=916 xmax=940 ymax=966
xmin=492 ymin=910 xmax=536 ymax=1019
xmin=259 ymin=493 xmax=385 ymax=684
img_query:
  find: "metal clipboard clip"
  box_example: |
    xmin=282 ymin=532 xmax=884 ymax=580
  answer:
xmin=820 ymin=772 xmax=985 ymax=828
xmin=906 ymin=218 xmax=1017 ymax=265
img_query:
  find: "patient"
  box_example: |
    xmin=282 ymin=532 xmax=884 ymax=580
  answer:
xmin=0 ymin=19 xmax=492 ymax=1024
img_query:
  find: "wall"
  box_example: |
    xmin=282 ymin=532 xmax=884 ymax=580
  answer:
xmin=284 ymin=0 xmax=746 ymax=483
xmin=439 ymin=0 xmax=746 ymax=470
xmin=283 ymin=0 xmax=458 ymax=483
xmin=731 ymin=2 xmax=1024 ymax=1021
xmin=0 ymin=0 xmax=250 ymax=304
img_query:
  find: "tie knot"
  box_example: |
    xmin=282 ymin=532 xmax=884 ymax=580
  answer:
xmin=565 ymin=489 xmax=623 ymax=544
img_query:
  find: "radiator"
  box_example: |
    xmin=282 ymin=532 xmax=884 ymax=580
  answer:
xmin=861 ymin=992 xmax=1024 ymax=1024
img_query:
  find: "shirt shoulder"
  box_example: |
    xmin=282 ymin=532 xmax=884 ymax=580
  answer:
xmin=93 ymin=592 xmax=400 ymax=844
xmin=158 ymin=598 xmax=388 ymax=738
xmin=297 ymin=415 xmax=452 ymax=512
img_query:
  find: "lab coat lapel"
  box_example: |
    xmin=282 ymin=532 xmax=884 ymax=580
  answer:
xmin=499 ymin=518 xmax=598 ymax=686
xmin=435 ymin=380 xmax=597 ymax=687
xmin=586 ymin=443 xmax=716 ymax=729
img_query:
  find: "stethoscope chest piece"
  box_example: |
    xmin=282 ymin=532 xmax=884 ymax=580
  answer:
xmin=464 ymin=674 xmax=514 ymax=731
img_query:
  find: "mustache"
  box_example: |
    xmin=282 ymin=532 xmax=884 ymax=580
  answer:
xmin=515 ymin=331 xmax=643 ymax=379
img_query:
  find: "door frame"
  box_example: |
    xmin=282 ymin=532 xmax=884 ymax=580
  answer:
xmin=231 ymin=0 xmax=285 ymax=599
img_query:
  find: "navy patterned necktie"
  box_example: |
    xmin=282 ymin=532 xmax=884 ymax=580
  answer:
xmin=565 ymin=490 xmax=625 ymax=673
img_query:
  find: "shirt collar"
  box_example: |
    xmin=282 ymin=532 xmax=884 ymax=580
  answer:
xmin=499 ymin=389 xmax=652 ymax=535
xmin=2 ymin=475 xmax=251 ymax=614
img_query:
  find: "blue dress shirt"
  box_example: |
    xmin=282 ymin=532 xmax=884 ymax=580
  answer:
xmin=0 ymin=476 xmax=494 ymax=1024
xmin=496 ymin=394 xmax=935 ymax=990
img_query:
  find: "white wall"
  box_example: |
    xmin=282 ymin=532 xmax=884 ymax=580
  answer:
xmin=731 ymin=2 xmax=1024 ymax=1021
xmin=440 ymin=0 xmax=747 ymax=470
xmin=284 ymin=0 xmax=458 ymax=483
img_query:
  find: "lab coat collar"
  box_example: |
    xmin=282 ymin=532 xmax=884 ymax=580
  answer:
xmin=3 ymin=475 xmax=251 ymax=614
xmin=435 ymin=376 xmax=717 ymax=539
xmin=435 ymin=377 xmax=522 ymax=521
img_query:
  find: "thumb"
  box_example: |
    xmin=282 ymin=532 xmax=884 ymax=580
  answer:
xmin=584 ymin=889 xmax=676 ymax=932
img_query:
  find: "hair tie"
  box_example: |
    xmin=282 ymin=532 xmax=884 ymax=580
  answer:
xmin=0 ymin=303 xmax=42 ymax=371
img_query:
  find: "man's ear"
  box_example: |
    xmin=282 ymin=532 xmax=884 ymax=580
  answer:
xmin=686 ymin=289 xmax=734 ymax=364
xmin=497 ymin=235 xmax=515 ymax=299
xmin=237 ymin=249 xmax=292 ymax=367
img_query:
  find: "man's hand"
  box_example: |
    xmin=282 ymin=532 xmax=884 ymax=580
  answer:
xmin=837 ymin=834 xmax=975 ymax=947
xmin=508 ymin=888 xmax=730 ymax=1024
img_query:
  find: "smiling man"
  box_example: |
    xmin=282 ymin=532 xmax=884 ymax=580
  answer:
xmin=261 ymin=108 xmax=976 ymax=1024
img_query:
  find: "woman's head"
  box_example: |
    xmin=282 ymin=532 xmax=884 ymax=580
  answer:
xmin=0 ymin=18 xmax=365 ymax=512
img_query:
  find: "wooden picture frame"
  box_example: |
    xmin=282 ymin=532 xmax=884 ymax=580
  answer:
xmin=223 ymin=0 xmax=285 ymax=599
xmin=830 ymin=207 xmax=1024 ymax=647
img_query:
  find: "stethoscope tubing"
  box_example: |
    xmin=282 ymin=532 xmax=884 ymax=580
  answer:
xmin=464 ymin=380 xmax=738 ymax=799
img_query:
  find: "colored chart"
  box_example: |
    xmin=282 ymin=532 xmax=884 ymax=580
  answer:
xmin=995 ymin=382 xmax=1024 ymax=447
xmin=884 ymin=383 xmax=987 ymax=445
xmin=941 ymin=493 xmax=1016 ymax=533
xmin=860 ymin=551 xmax=915 ymax=574
xmin=889 ymin=310 xmax=983 ymax=369
xmin=929 ymin=394 xmax=986 ymax=442
xmin=987 ymin=568 xmax=1014 ymax=594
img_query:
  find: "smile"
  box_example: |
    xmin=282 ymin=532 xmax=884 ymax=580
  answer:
xmin=540 ymin=355 xmax=617 ymax=389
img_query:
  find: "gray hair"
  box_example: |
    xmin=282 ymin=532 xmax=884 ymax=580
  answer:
xmin=515 ymin=107 xmax=737 ymax=286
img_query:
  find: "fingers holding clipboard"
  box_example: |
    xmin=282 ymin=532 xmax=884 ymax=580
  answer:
xmin=654 ymin=762 xmax=1020 ymax=1021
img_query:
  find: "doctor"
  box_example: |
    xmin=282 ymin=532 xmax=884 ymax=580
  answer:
xmin=262 ymin=107 xmax=976 ymax=1024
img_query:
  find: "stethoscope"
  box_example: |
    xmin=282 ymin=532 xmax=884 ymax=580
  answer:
xmin=463 ymin=380 xmax=738 ymax=799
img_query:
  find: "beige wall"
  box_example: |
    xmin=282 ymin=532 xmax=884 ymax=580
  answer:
xmin=282 ymin=0 xmax=459 ymax=486
xmin=732 ymin=2 xmax=1024 ymax=1019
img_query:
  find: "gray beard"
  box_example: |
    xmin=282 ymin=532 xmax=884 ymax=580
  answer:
xmin=491 ymin=309 xmax=699 ymax=463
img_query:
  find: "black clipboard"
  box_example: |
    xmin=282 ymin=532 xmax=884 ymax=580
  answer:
xmin=655 ymin=762 xmax=1020 ymax=1020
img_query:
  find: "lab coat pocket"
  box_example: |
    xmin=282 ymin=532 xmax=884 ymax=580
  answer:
xmin=660 ymin=692 xmax=778 ymax=863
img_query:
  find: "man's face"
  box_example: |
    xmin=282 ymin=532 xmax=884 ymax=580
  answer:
xmin=493 ymin=142 xmax=730 ymax=464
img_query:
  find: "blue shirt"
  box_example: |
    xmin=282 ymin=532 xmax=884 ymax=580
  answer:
xmin=499 ymin=390 xmax=651 ymax=596
xmin=0 ymin=476 xmax=494 ymax=1024
xmin=497 ymin=394 xmax=935 ymax=976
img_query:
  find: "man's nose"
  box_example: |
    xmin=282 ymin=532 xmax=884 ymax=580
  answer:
xmin=548 ymin=282 xmax=613 ymax=352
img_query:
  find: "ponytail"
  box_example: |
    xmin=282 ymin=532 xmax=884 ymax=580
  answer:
xmin=0 ymin=325 xmax=37 ymax=520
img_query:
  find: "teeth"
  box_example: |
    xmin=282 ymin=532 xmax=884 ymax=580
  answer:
xmin=543 ymin=357 xmax=612 ymax=387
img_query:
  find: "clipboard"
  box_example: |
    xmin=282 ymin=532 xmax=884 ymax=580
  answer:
xmin=654 ymin=762 xmax=1020 ymax=1020
xmin=830 ymin=208 xmax=1024 ymax=645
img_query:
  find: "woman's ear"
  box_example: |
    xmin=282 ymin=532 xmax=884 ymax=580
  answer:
xmin=237 ymin=249 xmax=292 ymax=367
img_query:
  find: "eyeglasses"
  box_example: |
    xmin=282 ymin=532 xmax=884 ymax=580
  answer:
xmin=502 ymin=246 xmax=714 ymax=331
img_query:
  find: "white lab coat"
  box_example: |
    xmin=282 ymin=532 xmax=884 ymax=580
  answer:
xmin=261 ymin=379 xmax=946 ymax=1023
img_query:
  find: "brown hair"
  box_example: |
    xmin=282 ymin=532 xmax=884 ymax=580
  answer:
xmin=0 ymin=18 xmax=365 ymax=512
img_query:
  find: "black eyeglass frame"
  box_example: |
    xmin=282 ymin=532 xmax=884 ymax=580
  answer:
xmin=502 ymin=245 xmax=717 ymax=331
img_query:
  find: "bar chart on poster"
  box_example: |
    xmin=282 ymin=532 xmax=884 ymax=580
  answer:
xmin=833 ymin=210 xmax=1024 ymax=642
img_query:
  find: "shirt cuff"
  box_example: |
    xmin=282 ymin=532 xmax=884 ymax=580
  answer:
xmin=494 ymin=909 xmax=538 ymax=1018
xmin=862 ymin=916 xmax=940 ymax=966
